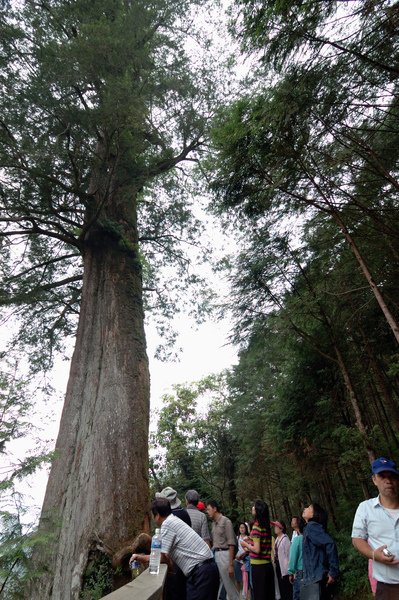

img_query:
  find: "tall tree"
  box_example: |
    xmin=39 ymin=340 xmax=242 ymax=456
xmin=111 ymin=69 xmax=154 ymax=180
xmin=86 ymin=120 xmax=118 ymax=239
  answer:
xmin=0 ymin=0 xmax=221 ymax=597
xmin=206 ymin=0 xmax=399 ymax=494
xmin=212 ymin=0 xmax=399 ymax=343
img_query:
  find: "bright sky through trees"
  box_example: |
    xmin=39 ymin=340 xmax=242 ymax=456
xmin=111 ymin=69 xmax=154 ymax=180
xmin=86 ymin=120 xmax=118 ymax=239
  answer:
xmin=1 ymin=230 xmax=238 ymax=522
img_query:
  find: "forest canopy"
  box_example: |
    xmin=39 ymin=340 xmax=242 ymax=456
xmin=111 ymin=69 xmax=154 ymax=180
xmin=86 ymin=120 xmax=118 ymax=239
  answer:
xmin=1 ymin=0 xmax=399 ymax=598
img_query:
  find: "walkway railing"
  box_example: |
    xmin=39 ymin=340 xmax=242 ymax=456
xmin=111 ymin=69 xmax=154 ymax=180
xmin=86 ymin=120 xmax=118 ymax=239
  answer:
xmin=101 ymin=565 xmax=167 ymax=600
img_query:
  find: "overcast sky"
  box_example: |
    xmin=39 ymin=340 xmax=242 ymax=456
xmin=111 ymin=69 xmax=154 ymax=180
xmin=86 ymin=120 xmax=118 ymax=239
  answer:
xmin=8 ymin=318 xmax=236 ymax=522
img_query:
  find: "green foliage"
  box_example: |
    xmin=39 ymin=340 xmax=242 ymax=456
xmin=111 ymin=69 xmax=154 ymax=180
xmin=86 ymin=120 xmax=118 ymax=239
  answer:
xmin=0 ymin=369 xmax=31 ymax=453
xmin=0 ymin=508 xmax=28 ymax=598
xmin=0 ymin=358 xmax=55 ymax=492
xmin=387 ymin=353 xmax=399 ymax=377
xmin=80 ymin=552 xmax=113 ymax=600
xmin=334 ymin=531 xmax=373 ymax=599
xmin=0 ymin=495 xmax=58 ymax=598
xmin=151 ymin=374 xmax=239 ymax=514
xmin=0 ymin=361 xmax=56 ymax=595
xmin=0 ymin=0 xmax=226 ymax=371
xmin=208 ymin=0 xmax=399 ymax=466
xmin=211 ymin=1 xmax=399 ymax=298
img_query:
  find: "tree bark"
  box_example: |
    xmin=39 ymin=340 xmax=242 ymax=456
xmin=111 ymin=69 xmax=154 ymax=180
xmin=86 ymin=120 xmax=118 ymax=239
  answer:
xmin=28 ymin=185 xmax=150 ymax=599
xmin=321 ymin=474 xmax=338 ymax=531
xmin=363 ymin=336 xmax=399 ymax=430
xmin=333 ymin=345 xmax=376 ymax=463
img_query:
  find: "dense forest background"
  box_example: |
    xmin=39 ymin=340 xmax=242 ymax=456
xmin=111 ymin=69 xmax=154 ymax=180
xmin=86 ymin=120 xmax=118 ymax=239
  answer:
xmin=151 ymin=1 xmax=399 ymax=599
xmin=1 ymin=0 xmax=399 ymax=598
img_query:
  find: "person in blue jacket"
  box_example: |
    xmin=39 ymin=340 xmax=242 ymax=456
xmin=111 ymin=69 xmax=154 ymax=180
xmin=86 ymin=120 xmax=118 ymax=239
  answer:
xmin=301 ymin=503 xmax=339 ymax=600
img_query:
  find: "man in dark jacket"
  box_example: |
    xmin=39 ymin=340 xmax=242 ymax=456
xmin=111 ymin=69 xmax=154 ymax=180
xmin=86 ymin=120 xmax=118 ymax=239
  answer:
xmin=302 ymin=503 xmax=339 ymax=599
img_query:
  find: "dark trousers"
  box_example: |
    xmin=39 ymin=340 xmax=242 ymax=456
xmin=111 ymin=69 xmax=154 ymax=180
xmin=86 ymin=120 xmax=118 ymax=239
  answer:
xmin=251 ymin=562 xmax=275 ymax=600
xmin=320 ymin=578 xmax=336 ymax=600
xmin=164 ymin=564 xmax=187 ymax=600
xmin=276 ymin=561 xmax=293 ymax=600
xmin=186 ymin=559 xmax=219 ymax=600
xmin=376 ymin=581 xmax=399 ymax=600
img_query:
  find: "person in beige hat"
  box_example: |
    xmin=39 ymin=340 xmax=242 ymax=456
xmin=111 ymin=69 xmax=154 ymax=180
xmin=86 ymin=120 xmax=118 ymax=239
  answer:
xmin=155 ymin=486 xmax=192 ymax=526
xmin=156 ymin=487 xmax=181 ymax=509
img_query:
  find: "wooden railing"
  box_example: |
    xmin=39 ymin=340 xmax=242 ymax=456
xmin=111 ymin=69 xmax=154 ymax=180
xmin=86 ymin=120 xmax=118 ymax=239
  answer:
xmin=101 ymin=565 xmax=167 ymax=600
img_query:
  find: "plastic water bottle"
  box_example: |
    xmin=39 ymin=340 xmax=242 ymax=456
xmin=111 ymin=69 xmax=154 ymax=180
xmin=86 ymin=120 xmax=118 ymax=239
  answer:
xmin=148 ymin=528 xmax=162 ymax=575
xmin=130 ymin=559 xmax=140 ymax=579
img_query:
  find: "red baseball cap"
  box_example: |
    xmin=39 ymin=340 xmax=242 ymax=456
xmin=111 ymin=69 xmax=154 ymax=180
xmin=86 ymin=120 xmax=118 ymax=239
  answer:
xmin=271 ymin=520 xmax=284 ymax=530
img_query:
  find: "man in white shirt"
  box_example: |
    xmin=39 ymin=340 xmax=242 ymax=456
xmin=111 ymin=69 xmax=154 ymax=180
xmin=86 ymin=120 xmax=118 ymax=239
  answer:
xmin=131 ymin=498 xmax=219 ymax=600
xmin=352 ymin=456 xmax=399 ymax=600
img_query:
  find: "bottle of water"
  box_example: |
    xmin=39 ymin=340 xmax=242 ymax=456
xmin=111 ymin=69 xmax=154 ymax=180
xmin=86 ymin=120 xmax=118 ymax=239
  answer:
xmin=130 ymin=559 xmax=140 ymax=579
xmin=148 ymin=528 xmax=162 ymax=575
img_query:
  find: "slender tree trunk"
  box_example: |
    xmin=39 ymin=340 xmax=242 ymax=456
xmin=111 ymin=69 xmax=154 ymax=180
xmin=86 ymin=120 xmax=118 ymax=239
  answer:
xmin=359 ymin=478 xmax=371 ymax=500
xmin=367 ymin=380 xmax=398 ymax=453
xmin=321 ymin=475 xmax=338 ymax=530
xmin=266 ymin=475 xmax=277 ymax=519
xmin=333 ymin=214 xmax=399 ymax=345
xmin=333 ymin=345 xmax=376 ymax=462
xmin=225 ymin=441 xmax=238 ymax=522
xmin=336 ymin=466 xmax=351 ymax=501
xmin=282 ymin=496 xmax=292 ymax=522
xmin=363 ymin=337 xmax=399 ymax=429
xmin=28 ymin=187 xmax=150 ymax=599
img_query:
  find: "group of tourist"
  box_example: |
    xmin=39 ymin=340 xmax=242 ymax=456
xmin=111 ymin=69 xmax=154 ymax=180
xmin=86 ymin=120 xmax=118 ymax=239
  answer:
xmin=238 ymin=500 xmax=338 ymax=600
xmin=129 ymin=456 xmax=399 ymax=600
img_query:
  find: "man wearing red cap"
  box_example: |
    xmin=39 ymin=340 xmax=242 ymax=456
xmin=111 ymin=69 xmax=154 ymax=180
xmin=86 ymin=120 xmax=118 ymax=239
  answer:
xmin=352 ymin=457 xmax=399 ymax=600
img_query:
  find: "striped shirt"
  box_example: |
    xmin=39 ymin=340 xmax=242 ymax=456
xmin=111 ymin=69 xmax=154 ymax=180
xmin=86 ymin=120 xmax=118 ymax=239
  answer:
xmin=161 ymin=514 xmax=213 ymax=576
xmin=249 ymin=522 xmax=272 ymax=565
xmin=186 ymin=505 xmax=211 ymax=541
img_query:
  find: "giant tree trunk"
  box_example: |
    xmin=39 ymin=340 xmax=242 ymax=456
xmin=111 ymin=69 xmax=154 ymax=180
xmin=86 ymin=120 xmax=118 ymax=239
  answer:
xmin=28 ymin=187 xmax=150 ymax=599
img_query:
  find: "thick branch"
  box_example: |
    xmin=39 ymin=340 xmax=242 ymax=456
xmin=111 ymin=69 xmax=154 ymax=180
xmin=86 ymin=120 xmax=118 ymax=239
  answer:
xmin=1 ymin=275 xmax=83 ymax=306
xmin=6 ymin=253 xmax=80 ymax=282
xmin=0 ymin=226 xmax=79 ymax=248
xmin=146 ymin=138 xmax=204 ymax=179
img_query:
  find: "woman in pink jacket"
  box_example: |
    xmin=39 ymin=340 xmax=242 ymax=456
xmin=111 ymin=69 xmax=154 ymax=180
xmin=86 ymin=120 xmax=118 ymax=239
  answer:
xmin=272 ymin=520 xmax=292 ymax=600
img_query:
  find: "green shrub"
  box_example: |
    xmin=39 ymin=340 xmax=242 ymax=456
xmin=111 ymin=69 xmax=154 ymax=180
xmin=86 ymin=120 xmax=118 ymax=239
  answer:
xmin=80 ymin=552 xmax=113 ymax=600
xmin=334 ymin=531 xmax=373 ymax=599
